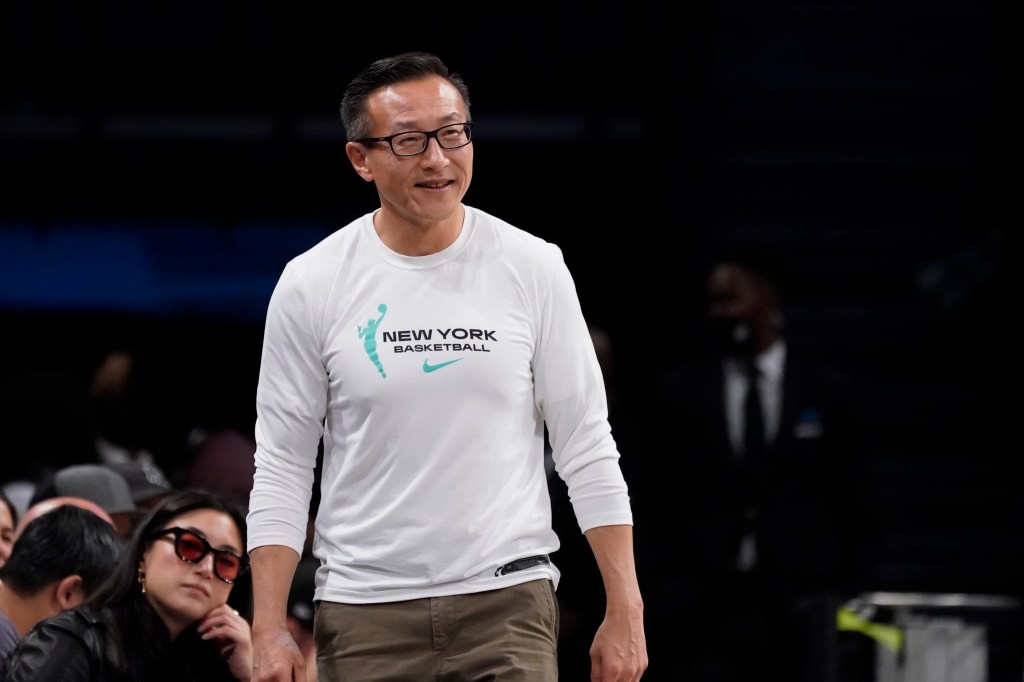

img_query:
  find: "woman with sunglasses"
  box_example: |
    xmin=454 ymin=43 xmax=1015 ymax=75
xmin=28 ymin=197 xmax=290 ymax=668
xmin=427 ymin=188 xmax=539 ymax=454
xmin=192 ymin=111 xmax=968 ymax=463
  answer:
xmin=3 ymin=488 xmax=253 ymax=681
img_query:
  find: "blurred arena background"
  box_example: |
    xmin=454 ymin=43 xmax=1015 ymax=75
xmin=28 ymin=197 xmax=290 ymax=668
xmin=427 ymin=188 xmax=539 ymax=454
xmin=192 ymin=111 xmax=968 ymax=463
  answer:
xmin=0 ymin=1 xmax=1016 ymax=677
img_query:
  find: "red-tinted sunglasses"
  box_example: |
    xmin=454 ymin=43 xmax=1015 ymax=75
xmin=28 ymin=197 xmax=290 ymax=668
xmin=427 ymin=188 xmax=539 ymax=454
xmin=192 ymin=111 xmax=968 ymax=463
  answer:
xmin=147 ymin=527 xmax=248 ymax=584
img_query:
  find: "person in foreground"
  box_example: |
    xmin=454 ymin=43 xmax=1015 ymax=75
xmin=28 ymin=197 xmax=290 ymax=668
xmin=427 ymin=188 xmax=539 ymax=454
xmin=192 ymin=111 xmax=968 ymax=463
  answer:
xmin=0 ymin=504 xmax=122 ymax=673
xmin=247 ymin=51 xmax=647 ymax=682
xmin=3 ymin=489 xmax=253 ymax=681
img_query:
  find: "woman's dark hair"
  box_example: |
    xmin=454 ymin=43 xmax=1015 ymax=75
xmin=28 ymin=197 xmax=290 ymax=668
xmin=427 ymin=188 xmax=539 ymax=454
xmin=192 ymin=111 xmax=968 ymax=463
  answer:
xmin=340 ymin=50 xmax=472 ymax=141
xmin=0 ymin=489 xmax=18 ymax=529
xmin=87 ymin=488 xmax=248 ymax=681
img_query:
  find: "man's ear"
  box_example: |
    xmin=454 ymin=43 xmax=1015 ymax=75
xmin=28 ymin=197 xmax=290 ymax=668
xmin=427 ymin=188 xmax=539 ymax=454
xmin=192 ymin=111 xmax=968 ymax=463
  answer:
xmin=54 ymin=574 xmax=86 ymax=610
xmin=345 ymin=141 xmax=375 ymax=182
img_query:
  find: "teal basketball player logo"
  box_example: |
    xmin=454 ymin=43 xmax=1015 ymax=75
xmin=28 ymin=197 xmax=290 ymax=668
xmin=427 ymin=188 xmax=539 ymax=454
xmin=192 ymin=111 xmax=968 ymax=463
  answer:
xmin=358 ymin=303 xmax=388 ymax=378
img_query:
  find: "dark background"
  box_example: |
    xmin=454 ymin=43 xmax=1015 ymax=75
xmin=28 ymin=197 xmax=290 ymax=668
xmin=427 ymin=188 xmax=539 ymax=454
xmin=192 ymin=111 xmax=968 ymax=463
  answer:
xmin=1 ymin=0 xmax=1017 ymax=655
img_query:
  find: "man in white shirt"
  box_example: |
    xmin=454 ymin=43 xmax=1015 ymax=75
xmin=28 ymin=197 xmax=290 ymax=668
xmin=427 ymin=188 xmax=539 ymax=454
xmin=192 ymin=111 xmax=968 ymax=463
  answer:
xmin=247 ymin=51 xmax=646 ymax=682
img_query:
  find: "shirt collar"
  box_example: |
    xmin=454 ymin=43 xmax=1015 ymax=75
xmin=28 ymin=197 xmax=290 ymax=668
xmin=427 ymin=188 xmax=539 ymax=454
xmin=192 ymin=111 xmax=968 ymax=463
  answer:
xmin=755 ymin=339 xmax=785 ymax=383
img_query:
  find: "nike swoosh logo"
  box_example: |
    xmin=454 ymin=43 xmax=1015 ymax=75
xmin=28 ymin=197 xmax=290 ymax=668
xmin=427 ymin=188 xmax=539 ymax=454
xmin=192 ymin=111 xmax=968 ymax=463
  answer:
xmin=422 ymin=358 xmax=463 ymax=373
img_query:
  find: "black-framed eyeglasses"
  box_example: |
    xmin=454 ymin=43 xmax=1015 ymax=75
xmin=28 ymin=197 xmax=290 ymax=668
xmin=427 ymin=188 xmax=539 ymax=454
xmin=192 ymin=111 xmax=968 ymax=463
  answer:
xmin=147 ymin=527 xmax=248 ymax=584
xmin=356 ymin=122 xmax=472 ymax=157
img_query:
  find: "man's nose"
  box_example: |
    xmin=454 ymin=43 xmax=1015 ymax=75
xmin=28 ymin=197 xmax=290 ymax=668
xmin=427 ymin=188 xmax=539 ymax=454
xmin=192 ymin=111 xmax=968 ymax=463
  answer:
xmin=421 ymin=136 xmax=448 ymax=160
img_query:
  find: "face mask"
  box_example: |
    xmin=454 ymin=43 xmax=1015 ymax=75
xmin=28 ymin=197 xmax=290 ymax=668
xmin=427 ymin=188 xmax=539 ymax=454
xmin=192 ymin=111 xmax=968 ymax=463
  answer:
xmin=707 ymin=317 xmax=757 ymax=358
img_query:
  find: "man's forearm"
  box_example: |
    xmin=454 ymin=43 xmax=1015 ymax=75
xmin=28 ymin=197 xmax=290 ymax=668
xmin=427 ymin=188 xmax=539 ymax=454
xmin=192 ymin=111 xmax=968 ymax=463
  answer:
xmin=249 ymin=545 xmax=302 ymax=631
xmin=584 ymin=524 xmax=644 ymax=611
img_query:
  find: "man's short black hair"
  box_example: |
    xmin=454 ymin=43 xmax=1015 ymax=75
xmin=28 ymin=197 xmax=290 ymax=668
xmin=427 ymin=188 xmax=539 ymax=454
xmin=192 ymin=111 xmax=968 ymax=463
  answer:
xmin=339 ymin=51 xmax=472 ymax=142
xmin=0 ymin=504 xmax=123 ymax=597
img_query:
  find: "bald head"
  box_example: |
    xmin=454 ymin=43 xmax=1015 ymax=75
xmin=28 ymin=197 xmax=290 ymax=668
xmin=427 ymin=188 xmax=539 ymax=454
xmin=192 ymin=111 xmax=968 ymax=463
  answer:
xmin=13 ymin=496 xmax=115 ymax=541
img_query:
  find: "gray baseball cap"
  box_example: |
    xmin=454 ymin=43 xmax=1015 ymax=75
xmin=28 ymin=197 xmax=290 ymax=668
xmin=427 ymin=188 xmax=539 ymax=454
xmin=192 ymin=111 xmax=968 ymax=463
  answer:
xmin=53 ymin=464 xmax=138 ymax=516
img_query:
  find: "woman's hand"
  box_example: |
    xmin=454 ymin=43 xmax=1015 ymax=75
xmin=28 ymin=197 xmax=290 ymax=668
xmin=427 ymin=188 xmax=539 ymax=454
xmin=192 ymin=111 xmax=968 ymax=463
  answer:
xmin=199 ymin=603 xmax=254 ymax=681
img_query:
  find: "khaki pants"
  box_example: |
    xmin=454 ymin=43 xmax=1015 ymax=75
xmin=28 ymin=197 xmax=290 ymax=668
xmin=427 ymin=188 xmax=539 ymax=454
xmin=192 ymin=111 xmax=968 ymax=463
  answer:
xmin=314 ymin=579 xmax=559 ymax=681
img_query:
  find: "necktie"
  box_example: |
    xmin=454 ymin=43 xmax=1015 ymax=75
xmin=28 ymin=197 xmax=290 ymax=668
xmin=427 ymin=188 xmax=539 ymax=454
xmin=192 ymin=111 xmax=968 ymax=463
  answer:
xmin=743 ymin=359 xmax=765 ymax=462
xmin=737 ymin=358 xmax=765 ymax=572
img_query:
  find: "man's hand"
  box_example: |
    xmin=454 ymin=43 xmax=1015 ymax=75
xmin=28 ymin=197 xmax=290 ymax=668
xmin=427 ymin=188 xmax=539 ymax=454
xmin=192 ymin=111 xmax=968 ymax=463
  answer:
xmin=590 ymin=607 xmax=648 ymax=681
xmin=251 ymin=626 xmax=307 ymax=682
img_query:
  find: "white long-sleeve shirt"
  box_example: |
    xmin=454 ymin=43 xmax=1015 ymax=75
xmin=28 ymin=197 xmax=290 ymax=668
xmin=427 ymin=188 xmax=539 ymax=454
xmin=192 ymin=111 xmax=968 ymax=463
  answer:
xmin=247 ymin=205 xmax=632 ymax=604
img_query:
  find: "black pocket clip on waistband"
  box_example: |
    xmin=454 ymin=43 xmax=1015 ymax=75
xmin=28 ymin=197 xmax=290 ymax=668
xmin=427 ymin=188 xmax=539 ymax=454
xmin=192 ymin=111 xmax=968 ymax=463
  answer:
xmin=494 ymin=555 xmax=550 ymax=577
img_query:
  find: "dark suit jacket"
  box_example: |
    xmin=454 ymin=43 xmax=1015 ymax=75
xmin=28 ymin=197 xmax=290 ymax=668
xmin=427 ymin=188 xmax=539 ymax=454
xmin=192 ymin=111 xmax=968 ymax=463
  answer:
xmin=631 ymin=346 xmax=863 ymax=600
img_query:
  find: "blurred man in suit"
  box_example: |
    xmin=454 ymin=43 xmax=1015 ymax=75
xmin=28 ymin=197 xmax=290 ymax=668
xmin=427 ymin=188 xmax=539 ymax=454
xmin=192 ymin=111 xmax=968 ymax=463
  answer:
xmin=632 ymin=247 xmax=863 ymax=682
